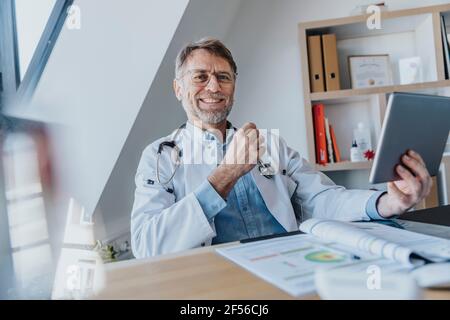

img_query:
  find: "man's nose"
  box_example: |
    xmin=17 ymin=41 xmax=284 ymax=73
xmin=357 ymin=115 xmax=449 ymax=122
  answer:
xmin=205 ymin=74 xmax=221 ymax=92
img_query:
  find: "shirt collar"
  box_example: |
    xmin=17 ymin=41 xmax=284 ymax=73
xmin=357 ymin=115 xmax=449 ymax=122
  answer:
xmin=185 ymin=120 xmax=236 ymax=146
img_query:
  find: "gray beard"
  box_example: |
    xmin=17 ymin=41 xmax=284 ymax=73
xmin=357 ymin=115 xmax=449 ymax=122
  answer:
xmin=186 ymin=102 xmax=233 ymax=125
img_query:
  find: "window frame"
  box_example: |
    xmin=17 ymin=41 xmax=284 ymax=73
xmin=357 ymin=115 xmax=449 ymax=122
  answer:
xmin=0 ymin=0 xmax=73 ymax=298
xmin=0 ymin=0 xmax=74 ymax=109
xmin=0 ymin=150 xmax=15 ymax=299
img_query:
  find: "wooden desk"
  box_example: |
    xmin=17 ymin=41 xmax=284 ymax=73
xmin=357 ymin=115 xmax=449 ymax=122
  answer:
xmin=94 ymin=243 xmax=449 ymax=300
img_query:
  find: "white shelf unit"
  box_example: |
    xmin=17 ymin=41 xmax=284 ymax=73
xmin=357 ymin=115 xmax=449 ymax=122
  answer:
xmin=299 ymin=4 xmax=450 ymax=172
xmin=298 ymin=4 xmax=450 ymax=208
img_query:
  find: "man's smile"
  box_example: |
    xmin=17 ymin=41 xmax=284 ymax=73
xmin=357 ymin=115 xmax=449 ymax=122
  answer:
xmin=199 ymin=98 xmax=223 ymax=104
xmin=197 ymin=97 xmax=227 ymax=109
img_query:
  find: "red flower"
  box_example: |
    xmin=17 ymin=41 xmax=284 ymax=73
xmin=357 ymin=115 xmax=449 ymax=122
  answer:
xmin=364 ymin=149 xmax=375 ymax=160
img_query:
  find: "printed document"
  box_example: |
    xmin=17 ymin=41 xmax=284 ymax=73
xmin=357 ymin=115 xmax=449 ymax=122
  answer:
xmin=216 ymin=220 xmax=450 ymax=296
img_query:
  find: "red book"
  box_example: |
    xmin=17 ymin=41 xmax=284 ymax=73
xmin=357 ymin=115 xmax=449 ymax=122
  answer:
xmin=329 ymin=124 xmax=341 ymax=162
xmin=312 ymin=104 xmax=328 ymax=164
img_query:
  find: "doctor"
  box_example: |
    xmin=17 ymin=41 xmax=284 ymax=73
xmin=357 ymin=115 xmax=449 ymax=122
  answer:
xmin=131 ymin=38 xmax=432 ymax=258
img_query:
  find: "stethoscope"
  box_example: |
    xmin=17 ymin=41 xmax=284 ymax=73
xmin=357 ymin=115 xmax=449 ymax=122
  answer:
xmin=156 ymin=123 xmax=276 ymax=193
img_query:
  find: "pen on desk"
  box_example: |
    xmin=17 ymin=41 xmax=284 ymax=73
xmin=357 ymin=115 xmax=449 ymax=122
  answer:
xmin=240 ymin=230 xmax=304 ymax=244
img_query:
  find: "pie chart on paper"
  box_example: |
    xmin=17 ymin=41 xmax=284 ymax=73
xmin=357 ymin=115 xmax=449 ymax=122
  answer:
xmin=304 ymin=250 xmax=346 ymax=263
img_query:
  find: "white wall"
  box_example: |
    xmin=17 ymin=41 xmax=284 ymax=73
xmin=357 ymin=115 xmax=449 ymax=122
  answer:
xmin=14 ymin=0 xmax=56 ymax=81
xmin=4 ymin=0 xmax=189 ymax=240
xmin=93 ymin=0 xmax=243 ymax=239
xmin=225 ymin=0 xmax=450 ymax=189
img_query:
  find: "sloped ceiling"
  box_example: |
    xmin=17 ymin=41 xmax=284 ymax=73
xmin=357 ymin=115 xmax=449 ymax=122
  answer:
xmin=4 ymin=0 xmax=190 ymax=222
xmin=94 ymin=0 xmax=243 ymax=239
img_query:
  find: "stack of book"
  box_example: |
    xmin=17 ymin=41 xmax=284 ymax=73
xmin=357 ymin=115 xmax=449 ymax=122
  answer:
xmin=307 ymin=33 xmax=341 ymax=93
xmin=312 ymin=103 xmax=341 ymax=165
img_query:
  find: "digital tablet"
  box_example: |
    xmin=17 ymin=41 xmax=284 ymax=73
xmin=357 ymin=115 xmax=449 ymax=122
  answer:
xmin=369 ymin=92 xmax=450 ymax=184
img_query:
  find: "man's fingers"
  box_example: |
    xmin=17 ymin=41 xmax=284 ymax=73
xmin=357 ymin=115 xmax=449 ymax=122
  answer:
xmin=236 ymin=123 xmax=255 ymax=138
xmin=258 ymin=145 xmax=266 ymax=158
xmin=234 ymin=123 xmax=261 ymax=166
xmin=383 ymin=152 xmax=431 ymax=216
xmin=408 ymin=150 xmax=426 ymax=167
xmin=246 ymin=128 xmax=258 ymax=140
xmin=401 ymin=154 xmax=430 ymax=198
xmin=424 ymin=178 xmax=433 ymax=198
xmin=247 ymin=130 xmax=258 ymax=164
xmin=246 ymin=129 xmax=258 ymax=148
xmin=258 ymin=135 xmax=265 ymax=155
xmin=402 ymin=154 xmax=430 ymax=180
xmin=259 ymin=134 xmax=265 ymax=144
xmin=387 ymin=181 xmax=411 ymax=210
xmin=245 ymin=129 xmax=259 ymax=144
xmin=396 ymin=164 xmax=422 ymax=202
xmin=241 ymin=122 xmax=257 ymax=133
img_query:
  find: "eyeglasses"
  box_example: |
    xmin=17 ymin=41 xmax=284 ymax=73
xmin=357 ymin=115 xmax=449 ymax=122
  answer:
xmin=181 ymin=70 xmax=237 ymax=86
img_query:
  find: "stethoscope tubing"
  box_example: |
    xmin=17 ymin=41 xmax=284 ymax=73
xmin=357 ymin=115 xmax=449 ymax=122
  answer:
xmin=155 ymin=123 xmax=274 ymax=191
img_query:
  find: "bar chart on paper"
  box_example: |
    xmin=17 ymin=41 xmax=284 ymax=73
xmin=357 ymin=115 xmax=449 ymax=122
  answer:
xmin=216 ymin=234 xmax=363 ymax=296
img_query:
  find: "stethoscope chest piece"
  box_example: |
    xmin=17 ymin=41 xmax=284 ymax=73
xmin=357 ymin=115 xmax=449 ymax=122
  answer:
xmin=258 ymin=161 xmax=275 ymax=179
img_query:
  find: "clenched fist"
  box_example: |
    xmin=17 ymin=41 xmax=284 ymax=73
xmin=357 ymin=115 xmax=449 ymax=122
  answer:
xmin=208 ymin=122 xmax=265 ymax=198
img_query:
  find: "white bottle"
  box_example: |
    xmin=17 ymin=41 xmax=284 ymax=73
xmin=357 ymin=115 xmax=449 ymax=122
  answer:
xmin=350 ymin=140 xmax=363 ymax=162
xmin=353 ymin=122 xmax=372 ymax=160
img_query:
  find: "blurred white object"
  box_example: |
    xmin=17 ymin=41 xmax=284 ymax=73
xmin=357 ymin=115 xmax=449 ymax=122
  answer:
xmin=350 ymin=2 xmax=388 ymax=15
xmin=399 ymin=57 xmax=423 ymax=85
xmin=410 ymin=263 xmax=450 ymax=289
xmin=353 ymin=122 xmax=372 ymax=160
xmin=315 ymin=267 xmax=422 ymax=300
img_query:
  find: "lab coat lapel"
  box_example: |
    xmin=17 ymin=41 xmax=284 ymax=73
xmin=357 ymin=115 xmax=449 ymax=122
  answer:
xmin=251 ymin=168 xmax=298 ymax=232
xmin=180 ymin=128 xmax=218 ymax=195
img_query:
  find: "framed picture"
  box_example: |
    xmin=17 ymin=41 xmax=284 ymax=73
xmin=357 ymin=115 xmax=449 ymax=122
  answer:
xmin=348 ymin=54 xmax=393 ymax=89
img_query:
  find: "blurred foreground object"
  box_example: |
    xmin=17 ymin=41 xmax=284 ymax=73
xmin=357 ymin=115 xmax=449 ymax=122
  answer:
xmin=315 ymin=264 xmax=422 ymax=300
xmin=0 ymin=120 xmax=105 ymax=299
xmin=0 ymin=121 xmax=55 ymax=298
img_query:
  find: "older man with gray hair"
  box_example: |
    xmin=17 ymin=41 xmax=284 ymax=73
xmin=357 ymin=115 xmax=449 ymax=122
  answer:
xmin=130 ymin=37 xmax=432 ymax=258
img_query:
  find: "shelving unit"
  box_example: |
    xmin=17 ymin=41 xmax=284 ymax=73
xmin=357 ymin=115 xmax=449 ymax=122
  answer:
xmin=299 ymin=4 xmax=450 ymax=170
xmin=299 ymin=4 xmax=450 ymax=208
xmin=315 ymin=160 xmax=372 ymax=172
xmin=310 ymin=79 xmax=450 ymax=101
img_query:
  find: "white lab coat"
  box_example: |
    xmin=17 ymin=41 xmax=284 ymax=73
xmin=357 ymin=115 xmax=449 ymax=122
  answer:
xmin=131 ymin=123 xmax=376 ymax=258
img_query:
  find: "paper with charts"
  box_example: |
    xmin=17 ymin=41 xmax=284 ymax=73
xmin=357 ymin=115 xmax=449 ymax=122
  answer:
xmin=215 ymin=234 xmax=371 ymax=297
xmin=216 ymin=220 xmax=450 ymax=297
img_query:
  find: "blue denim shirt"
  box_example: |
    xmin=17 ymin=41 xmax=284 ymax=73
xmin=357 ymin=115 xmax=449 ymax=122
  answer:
xmin=195 ymin=174 xmax=287 ymax=244
xmin=193 ymin=127 xmax=386 ymax=244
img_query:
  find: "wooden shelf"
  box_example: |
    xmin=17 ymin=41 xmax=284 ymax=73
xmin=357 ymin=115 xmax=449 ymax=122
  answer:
xmin=315 ymin=161 xmax=373 ymax=172
xmin=300 ymin=3 xmax=450 ymax=178
xmin=309 ymin=80 xmax=450 ymax=102
xmin=299 ymin=3 xmax=450 ymax=30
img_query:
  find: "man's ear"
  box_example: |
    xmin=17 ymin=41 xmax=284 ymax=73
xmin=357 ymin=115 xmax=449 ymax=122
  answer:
xmin=173 ymin=79 xmax=182 ymax=101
